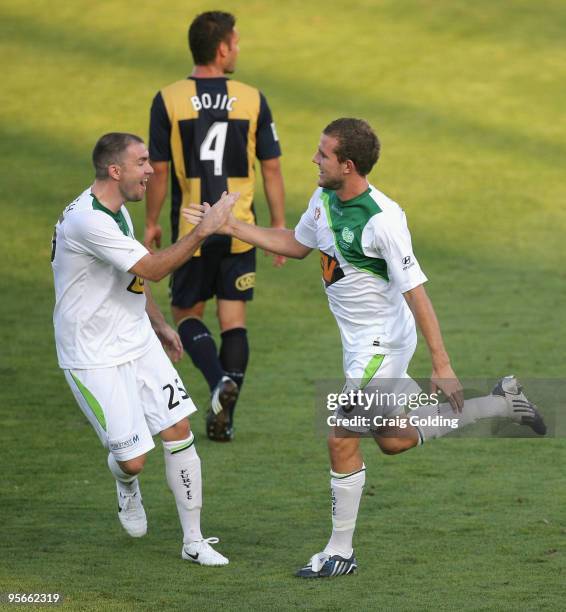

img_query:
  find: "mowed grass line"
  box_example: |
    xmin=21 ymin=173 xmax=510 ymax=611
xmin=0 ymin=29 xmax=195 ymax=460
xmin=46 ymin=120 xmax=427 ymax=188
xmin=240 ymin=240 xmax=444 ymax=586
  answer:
xmin=1 ymin=0 xmax=565 ymax=609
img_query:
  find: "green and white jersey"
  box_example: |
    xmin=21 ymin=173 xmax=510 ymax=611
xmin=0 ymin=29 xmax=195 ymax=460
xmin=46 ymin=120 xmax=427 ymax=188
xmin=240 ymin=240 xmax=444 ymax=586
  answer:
xmin=52 ymin=188 xmax=156 ymax=369
xmin=294 ymin=185 xmax=427 ymax=355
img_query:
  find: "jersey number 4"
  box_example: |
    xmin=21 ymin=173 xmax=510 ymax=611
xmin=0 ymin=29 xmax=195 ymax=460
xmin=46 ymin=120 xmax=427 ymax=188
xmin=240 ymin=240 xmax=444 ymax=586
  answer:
xmin=200 ymin=122 xmax=227 ymax=176
xmin=179 ymin=118 xmax=249 ymax=179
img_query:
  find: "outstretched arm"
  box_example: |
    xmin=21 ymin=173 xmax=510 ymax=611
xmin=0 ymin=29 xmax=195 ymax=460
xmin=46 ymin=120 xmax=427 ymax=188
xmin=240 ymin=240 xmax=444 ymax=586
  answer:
xmin=182 ymin=204 xmax=311 ymax=259
xmin=231 ymin=219 xmax=311 ymax=259
xmin=132 ymin=192 xmax=238 ymax=282
xmin=404 ymin=284 xmax=464 ymax=411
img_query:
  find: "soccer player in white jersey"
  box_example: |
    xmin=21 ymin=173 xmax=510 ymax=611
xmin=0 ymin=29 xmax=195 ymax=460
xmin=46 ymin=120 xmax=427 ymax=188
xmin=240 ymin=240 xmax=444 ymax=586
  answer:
xmin=51 ymin=133 xmax=238 ymax=565
xmin=183 ymin=118 xmax=546 ymax=577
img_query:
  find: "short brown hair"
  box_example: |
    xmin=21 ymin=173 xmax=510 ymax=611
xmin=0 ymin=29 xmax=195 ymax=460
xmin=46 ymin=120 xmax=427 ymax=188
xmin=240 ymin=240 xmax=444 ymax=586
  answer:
xmin=323 ymin=118 xmax=380 ymax=176
xmin=189 ymin=11 xmax=236 ymax=65
xmin=92 ymin=133 xmax=144 ymax=180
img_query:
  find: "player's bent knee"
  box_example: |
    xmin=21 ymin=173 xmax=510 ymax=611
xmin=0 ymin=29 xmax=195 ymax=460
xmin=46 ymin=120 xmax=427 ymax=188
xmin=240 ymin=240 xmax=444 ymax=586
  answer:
xmin=217 ymin=303 xmax=246 ymax=331
xmin=160 ymin=417 xmax=191 ymax=442
xmin=118 ymin=454 xmax=146 ymax=475
xmin=172 ymin=303 xmax=205 ymax=325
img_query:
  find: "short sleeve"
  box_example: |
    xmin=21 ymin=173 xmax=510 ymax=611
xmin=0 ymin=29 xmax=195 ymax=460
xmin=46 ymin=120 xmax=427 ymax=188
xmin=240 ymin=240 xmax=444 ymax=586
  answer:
xmin=294 ymin=190 xmax=320 ymax=248
xmin=256 ymin=92 xmax=282 ymax=160
xmin=66 ymin=212 xmax=149 ymax=272
xmin=149 ymin=92 xmax=172 ymax=162
xmin=365 ymin=211 xmax=427 ymax=292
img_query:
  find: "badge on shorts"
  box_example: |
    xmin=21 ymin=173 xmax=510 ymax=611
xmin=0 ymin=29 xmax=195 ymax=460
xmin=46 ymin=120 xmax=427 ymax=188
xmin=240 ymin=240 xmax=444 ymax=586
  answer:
xmin=235 ymin=272 xmax=256 ymax=291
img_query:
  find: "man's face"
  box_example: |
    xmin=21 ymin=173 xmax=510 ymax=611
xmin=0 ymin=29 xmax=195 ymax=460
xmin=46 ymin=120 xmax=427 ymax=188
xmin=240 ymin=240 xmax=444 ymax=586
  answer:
xmin=312 ymin=133 xmax=345 ymax=191
xmin=115 ymin=142 xmax=154 ymax=202
xmin=223 ymin=29 xmax=240 ymax=74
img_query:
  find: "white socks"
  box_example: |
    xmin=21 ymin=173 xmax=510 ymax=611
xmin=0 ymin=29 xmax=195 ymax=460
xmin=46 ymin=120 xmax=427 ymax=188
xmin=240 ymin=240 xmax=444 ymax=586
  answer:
xmin=107 ymin=453 xmax=137 ymax=493
xmin=162 ymin=433 xmax=203 ymax=544
xmin=324 ymin=466 xmax=366 ymax=559
xmin=411 ymin=395 xmax=508 ymax=442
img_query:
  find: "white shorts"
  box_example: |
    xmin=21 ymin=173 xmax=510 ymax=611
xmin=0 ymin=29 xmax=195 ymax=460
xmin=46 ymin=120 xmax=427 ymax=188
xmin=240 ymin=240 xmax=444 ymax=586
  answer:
xmin=64 ymin=341 xmax=196 ymax=461
xmin=337 ymin=345 xmax=422 ymax=433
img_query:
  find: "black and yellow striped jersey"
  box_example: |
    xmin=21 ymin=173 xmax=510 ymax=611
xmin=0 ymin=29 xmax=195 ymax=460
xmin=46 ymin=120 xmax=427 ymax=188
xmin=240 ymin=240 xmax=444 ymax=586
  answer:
xmin=149 ymin=77 xmax=281 ymax=254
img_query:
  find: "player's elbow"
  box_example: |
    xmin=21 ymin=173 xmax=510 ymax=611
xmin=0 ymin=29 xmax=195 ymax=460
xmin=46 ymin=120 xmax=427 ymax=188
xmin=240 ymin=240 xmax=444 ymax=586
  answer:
xmin=260 ymin=157 xmax=282 ymax=177
xmin=135 ymin=269 xmax=164 ymax=283
xmin=130 ymin=256 xmax=166 ymax=283
xmin=403 ymin=284 xmax=426 ymax=303
xmin=294 ymin=249 xmax=310 ymax=260
xmin=143 ymin=270 xmax=166 ymax=283
xmin=142 ymin=264 xmax=168 ymax=283
xmin=291 ymin=242 xmax=312 ymax=260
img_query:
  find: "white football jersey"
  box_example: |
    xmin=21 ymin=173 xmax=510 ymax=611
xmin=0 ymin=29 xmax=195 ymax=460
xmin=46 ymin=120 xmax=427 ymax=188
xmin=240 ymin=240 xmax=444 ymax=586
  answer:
xmin=52 ymin=188 xmax=156 ymax=369
xmin=294 ymin=185 xmax=427 ymax=355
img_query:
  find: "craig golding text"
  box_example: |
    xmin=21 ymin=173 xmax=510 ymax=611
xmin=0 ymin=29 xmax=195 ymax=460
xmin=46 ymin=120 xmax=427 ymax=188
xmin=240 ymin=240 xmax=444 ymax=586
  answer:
xmin=327 ymin=414 xmax=460 ymax=429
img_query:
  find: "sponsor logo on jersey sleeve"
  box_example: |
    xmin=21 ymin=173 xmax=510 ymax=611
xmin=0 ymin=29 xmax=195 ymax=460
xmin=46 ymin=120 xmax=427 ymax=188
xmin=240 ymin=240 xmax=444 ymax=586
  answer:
xmin=270 ymin=122 xmax=279 ymax=142
xmin=401 ymin=255 xmax=415 ymax=271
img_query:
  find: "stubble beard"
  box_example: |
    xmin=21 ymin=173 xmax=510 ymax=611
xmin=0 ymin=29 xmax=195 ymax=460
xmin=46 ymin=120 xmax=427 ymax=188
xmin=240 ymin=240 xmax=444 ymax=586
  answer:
xmin=120 ymin=183 xmax=143 ymax=203
xmin=319 ymin=175 xmax=343 ymax=191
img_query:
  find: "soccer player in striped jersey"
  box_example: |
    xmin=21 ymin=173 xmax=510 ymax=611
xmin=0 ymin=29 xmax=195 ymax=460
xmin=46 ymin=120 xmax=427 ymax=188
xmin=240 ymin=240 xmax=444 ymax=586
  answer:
xmin=184 ymin=118 xmax=546 ymax=578
xmin=146 ymin=11 xmax=286 ymax=442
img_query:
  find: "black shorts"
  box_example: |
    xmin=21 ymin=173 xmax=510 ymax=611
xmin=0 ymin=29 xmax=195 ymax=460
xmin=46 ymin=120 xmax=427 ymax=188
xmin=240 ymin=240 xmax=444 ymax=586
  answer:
xmin=170 ymin=245 xmax=256 ymax=308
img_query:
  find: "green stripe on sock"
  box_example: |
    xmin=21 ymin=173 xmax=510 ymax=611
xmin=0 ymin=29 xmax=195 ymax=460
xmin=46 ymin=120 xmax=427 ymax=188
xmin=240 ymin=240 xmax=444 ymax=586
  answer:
xmin=360 ymin=354 xmax=385 ymax=389
xmin=330 ymin=466 xmax=367 ymax=479
xmin=170 ymin=437 xmax=195 ymax=454
xmin=70 ymin=372 xmax=107 ymax=431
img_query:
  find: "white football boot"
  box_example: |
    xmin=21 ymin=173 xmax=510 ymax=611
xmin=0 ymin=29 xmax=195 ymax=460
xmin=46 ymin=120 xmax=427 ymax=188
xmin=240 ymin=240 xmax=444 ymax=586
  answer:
xmin=116 ymin=480 xmax=147 ymax=537
xmin=181 ymin=537 xmax=229 ymax=566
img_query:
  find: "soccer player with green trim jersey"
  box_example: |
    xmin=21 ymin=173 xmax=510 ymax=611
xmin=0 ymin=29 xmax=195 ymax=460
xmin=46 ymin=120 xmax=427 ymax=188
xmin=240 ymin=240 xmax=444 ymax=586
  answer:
xmin=184 ymin=118 xmax=546 ymax=578
xmin=51 ymin=133 xmax=238 ymax=565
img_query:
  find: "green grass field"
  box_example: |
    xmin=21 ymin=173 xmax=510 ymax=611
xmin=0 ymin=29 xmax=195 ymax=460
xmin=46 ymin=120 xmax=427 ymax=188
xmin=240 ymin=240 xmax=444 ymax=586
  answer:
xmin=1 ymin=0 xmax=565 ymax=609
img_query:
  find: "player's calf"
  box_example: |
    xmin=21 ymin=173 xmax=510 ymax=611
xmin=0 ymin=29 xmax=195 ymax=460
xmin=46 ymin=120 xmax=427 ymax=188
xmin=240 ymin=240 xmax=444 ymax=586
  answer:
xmin=162 ymin=428 xmax=229 ymax=566
xmin=327 ymin=428 xmax=364 ymax=473
xmin=373 ymin=424 xmax=419 ymax=455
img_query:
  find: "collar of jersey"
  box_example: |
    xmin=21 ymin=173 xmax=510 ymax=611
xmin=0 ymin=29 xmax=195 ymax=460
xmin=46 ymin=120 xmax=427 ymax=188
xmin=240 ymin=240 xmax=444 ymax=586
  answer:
xmin=188 ymin=76 xmax=229 ymax=81
xmin=90 ymin=193 xmax=122 ymax=219
xmin=332 ymin=187 xmax=371 ymax=206
xmin=90 ymin=193 xmax=131 ymax=238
